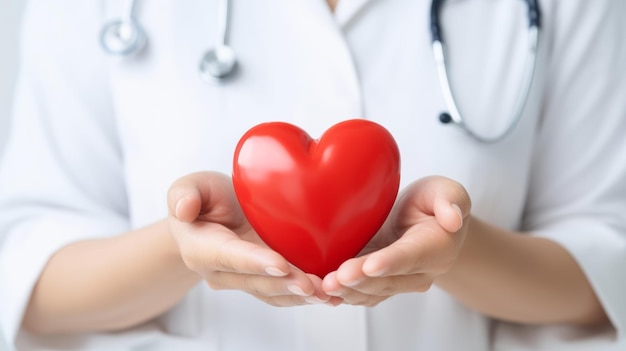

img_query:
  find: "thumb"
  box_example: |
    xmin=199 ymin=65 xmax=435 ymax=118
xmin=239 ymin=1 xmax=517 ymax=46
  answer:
xmin=429 ymin=178 xmax=471 ymax=233
xmin=403 ymin=176 xmax=471 ymax=233
xmin=434 ymin=200 xmax=465 ymax=233
xmin=167 ymin=171 xmax=243 ymax=224
xmin=168 ymin=187 xmax=202 ymax=223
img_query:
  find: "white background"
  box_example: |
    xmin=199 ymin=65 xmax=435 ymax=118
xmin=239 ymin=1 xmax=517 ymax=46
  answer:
xmin=0 ymin=1 xmax=27 ymax=349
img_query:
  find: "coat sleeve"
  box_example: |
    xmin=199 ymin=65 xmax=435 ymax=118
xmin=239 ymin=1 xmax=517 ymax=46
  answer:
xmin=521 ymin=0 xmax=626 ymax=341
xmin=0 ymin=0 xmax=130 ymax=345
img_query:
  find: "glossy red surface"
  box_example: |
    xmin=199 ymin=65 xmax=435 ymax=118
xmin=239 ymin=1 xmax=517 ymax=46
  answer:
xmin=232 ymin=120 xmax=401 ymax=278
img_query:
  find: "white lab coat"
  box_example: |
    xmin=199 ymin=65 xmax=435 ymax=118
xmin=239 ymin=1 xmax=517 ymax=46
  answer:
xmin=1 ymin=0 xmax=625 ymax=350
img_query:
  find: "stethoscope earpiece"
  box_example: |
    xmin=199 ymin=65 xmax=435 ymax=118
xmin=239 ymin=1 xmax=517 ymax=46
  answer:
xmin=99 ymin=18 xmax=147 ymax=57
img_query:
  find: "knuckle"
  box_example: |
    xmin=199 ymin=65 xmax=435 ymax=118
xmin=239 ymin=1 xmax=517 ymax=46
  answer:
xmin=204 ymin=271 xmax=227 ymax=290
xmin=205 ymin=278 xmax=225 ymax=291
xmin=343 ymin=294 xmax=369 ymax=306
xmin=286 ymin=296 xmax=308 ymax=307
xmin=253 ymin=294 xmax=276 ymax=306
xmin=281 ymin=296 xmax=306 ymax=307
xmin=395 ymin=240 xmax=427 ymax=274
xmin=242 ymin=277 xmax=263 ymax=295
xmin=355 ymin=298 xmax=373 ymax=306
xmin=254 ymin=295 xmax=301 ymax=307
xmin=264 ymin=300 xmax=282 ymax=307
xmin=181 ymin=257 xmax=198 ymax=272
xmin=212 ymin=251 xmax=233 ymax=271
xmin=439 ymin=260 xmax=456 ymax=275
xmin=376 ymin=279 xmax=397 ymax=296
xmin=179 ymin=248 xmax=203 ymax=273
xmin=364 ymin=297 xmax=385 ymax=308
xmin=431 ymin=255 xmax=456 ymax=275
xmin=415 ymin=279 xmax=433 ymax=293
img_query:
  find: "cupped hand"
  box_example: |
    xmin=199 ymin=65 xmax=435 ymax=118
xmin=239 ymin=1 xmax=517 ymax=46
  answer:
xmin=167 ymin=171 xmax=336 ymax=306
xmin=322 ymin=176 xmax=471 ymax=306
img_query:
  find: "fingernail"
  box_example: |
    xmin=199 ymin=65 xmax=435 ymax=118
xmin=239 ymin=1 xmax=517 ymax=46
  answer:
xmin=363 ymin=260 xmax=386 ymax=277
xmin=342 ymin=279 xmax=361 ymax=287
xmin=265 ymin=266 xmax=288 ymax=277
xmin=326 ymin=290 xmax=343 ymax=297
xmin=327 ymin=298 xmax=343 ymax=307
xmin=451 ymin=203 xmax=463 ymax=221
xmin=305 ymin=296 xmax=327 ymax=304
xmin=174 ymin=198 xmax=183 ymax=218
xmin=287 ymin=285 xmax=309 ymax=297
xmin=175 ymin=197 xmax=187 ymax=219
xmin=365 ymin=269 xmax=385 ymax=277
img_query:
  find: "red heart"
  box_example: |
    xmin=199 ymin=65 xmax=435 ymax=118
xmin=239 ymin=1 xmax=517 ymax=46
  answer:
xmin=232 ymin=120 xmax=401 ymax=277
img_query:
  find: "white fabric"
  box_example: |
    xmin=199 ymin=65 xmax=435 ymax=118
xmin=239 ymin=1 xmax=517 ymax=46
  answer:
xmin=0 ymin=0 xmax=625 ymax=350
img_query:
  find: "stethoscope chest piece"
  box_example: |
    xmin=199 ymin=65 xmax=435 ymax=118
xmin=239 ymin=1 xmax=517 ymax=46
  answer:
xmin=199 ymin=0 xmax=237 ymax=83
xmin=199 ymin=45 xmax=238 ymax=83
xmin=101 ymin=0 xmax=237 ymax=82
xmin=99 ymin=18 xmax=147 ymax=57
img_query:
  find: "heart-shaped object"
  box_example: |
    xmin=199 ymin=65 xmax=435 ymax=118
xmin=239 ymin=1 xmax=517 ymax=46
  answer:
xmin=232 ymin=119 xmax=401 ymax=277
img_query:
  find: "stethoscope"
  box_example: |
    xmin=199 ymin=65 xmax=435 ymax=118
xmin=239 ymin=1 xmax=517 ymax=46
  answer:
xmin=99 ymin=0 xmax=237 ymax=83
xmin=431 ymin=0 xmax=541 ymax=142
xmin=99 ymin=0 xmax=541 ymax=143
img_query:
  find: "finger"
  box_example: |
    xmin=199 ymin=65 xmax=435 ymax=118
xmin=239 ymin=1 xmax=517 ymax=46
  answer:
xmin=342 ymin=274 xmax=433 ymax=296
xmin=171 ymin=192 xmax=202 ymax=223
xmin=324 ymin=278 xmax=388 ymax=307
xmin=252 ymin=294 xmax=309 ymax=307
xmin=326 ymin=268 xmax=428 ymax=305
xmin=177 ymin=222 xmax=290 ymax=276
xmin=421 ymin=176 xmax=470 ymax=233
xmin=323 ymin=264 xmax=369 ymax=301
xmin=334 ymin=256 xmax=368 ymax=287
xmin=253 ymin=293 xmax=338 ymax=307
xmin=329 ymin=255 xmax=433 ymax=296
xmin=341 ymin=292 xmax=387 ymax=307
xmin=390 ymin=176 xmax=471 ymax=232
xmin=207 ymin=269 xmax=316 ymax=298
xmin=322 ymin=271 xmax=342 ymax=293
xmin=167 ymin=171 xmax=246 ymax=227
xmin=306 ymin=273 xmax=335 ymax=302
xmin=434 ymin=197 xmax=465 ymax=234
xmin=361 ymin=223 xmax=458 ymax=277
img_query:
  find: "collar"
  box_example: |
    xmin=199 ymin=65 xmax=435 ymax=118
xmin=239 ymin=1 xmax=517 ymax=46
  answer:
xmin=334 ymin=0 xmax=374 ymax=27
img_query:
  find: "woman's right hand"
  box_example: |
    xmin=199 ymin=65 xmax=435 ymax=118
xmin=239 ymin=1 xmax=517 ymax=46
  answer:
xmin=167 ymin=171 xmax=335 ymax=306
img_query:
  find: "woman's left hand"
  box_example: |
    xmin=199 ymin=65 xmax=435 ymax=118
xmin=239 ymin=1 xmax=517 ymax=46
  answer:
xmin=322 ymin=176 xmax=471 ymax=306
